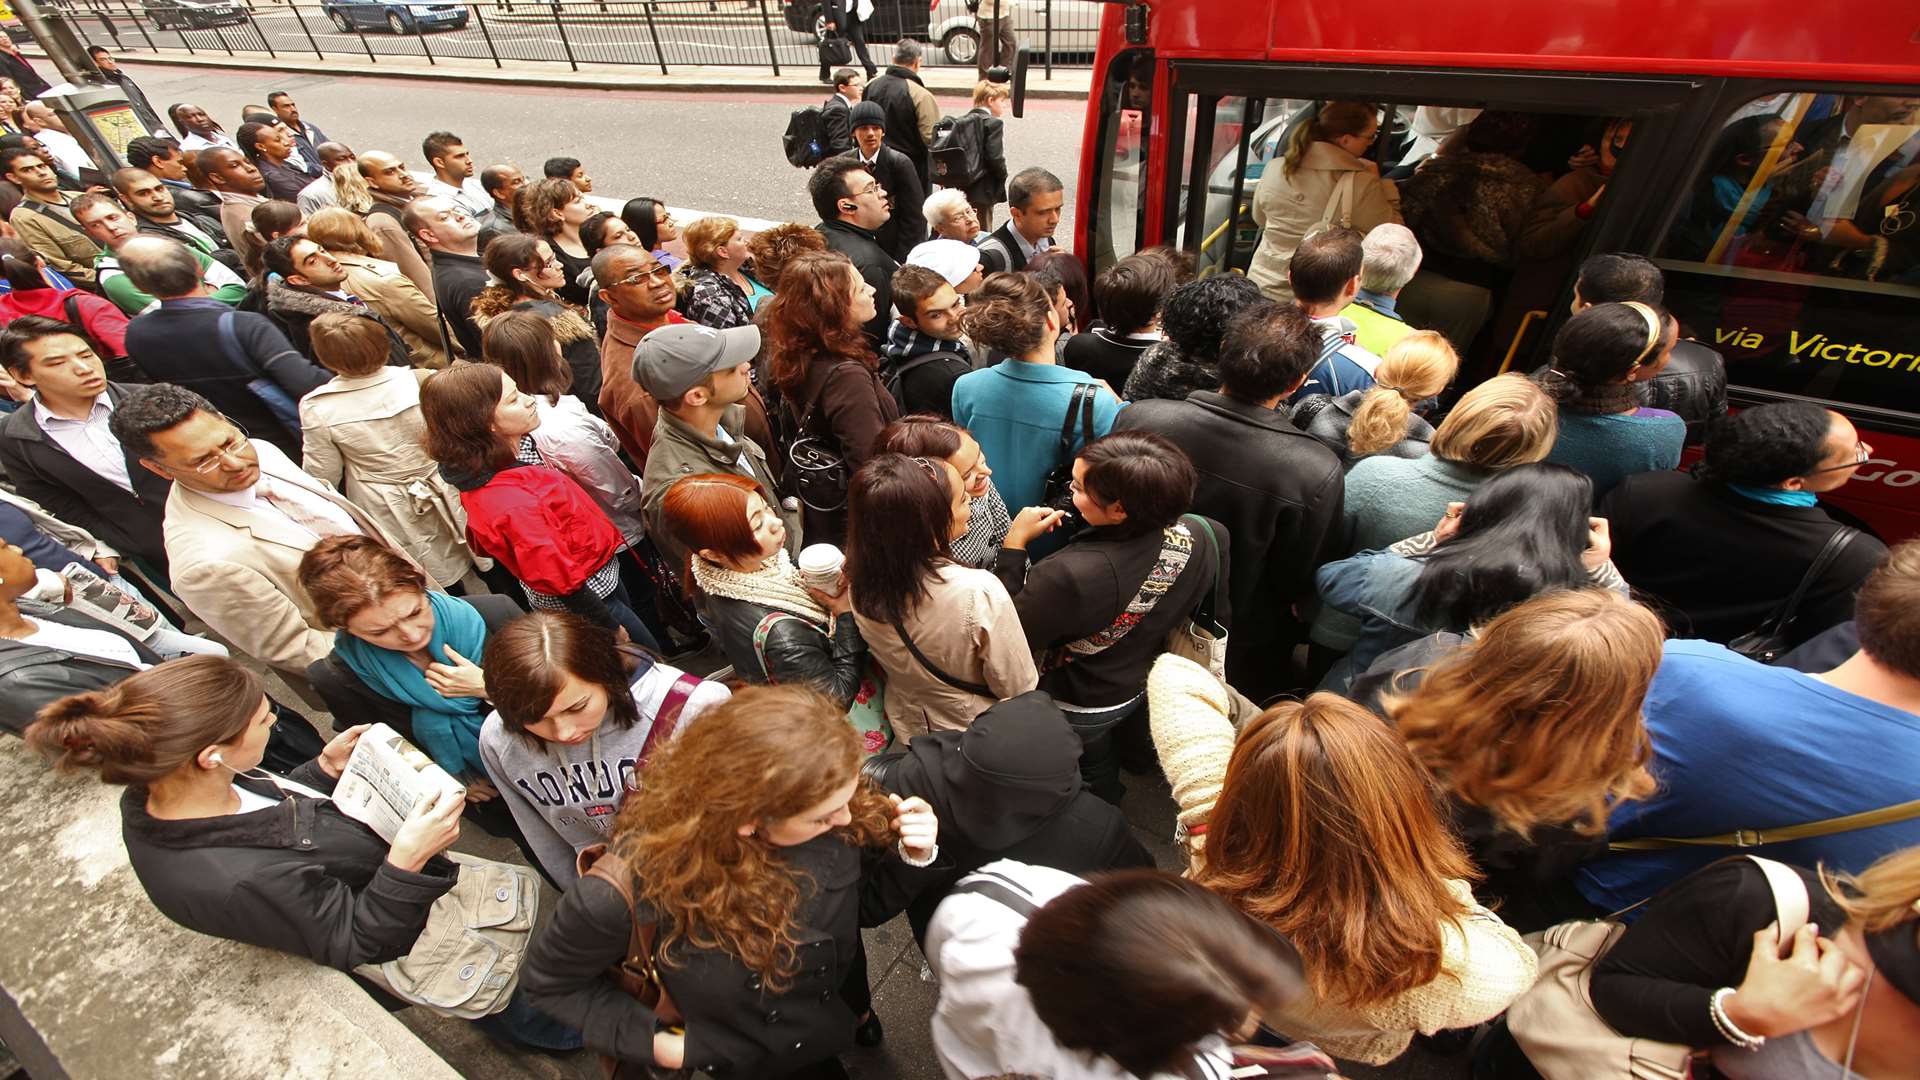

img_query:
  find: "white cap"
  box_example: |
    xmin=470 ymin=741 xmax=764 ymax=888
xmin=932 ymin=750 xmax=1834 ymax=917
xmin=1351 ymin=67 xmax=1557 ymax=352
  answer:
xmin=906 ymin=238 xmax=982 ymax=288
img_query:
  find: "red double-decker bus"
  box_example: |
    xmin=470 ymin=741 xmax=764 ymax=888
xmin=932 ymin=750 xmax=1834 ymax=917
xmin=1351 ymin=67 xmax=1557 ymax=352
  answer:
xmin=1070 ymin=0 xmax=1920 ymax=538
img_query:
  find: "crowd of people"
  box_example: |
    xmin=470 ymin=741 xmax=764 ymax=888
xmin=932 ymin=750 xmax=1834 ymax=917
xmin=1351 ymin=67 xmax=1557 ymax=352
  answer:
xmin=0 ymin=52 xmax=1915 ymax=1080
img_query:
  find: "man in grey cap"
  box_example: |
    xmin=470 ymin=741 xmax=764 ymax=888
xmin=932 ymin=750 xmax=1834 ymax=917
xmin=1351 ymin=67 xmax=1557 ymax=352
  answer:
xmin=637 ymin=322 xmax=803 ymax=571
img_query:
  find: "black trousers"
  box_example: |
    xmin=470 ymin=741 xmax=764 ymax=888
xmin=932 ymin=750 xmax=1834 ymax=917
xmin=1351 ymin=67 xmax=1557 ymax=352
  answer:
xmin=819 ymin=12 xmax=877 ymax=81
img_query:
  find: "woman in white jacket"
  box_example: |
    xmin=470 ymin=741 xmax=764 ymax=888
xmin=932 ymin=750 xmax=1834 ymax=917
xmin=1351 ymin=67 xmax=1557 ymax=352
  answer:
xmin=1247 ymin=101 xmax=1402 ymax=303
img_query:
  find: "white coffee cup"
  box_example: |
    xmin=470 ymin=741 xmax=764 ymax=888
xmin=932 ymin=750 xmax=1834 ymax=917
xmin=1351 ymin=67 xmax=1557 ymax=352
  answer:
xmin=797 ymin=543 xmax=846 ymax=595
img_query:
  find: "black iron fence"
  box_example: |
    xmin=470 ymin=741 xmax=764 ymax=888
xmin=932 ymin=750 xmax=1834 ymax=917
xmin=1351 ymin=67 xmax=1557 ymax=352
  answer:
xmin=47 ymin=0 xmax=1098 ymax=75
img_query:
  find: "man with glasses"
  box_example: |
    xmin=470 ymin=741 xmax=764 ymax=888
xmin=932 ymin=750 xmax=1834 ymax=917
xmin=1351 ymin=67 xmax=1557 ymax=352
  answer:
xmin=1602 ymin=400 xmax=1889 ymax=650
xmin=109 ymin=383 xmax=436 ymax=680
xmin=3 ymin=146 xmax=99 ymax=288
xmin=811 ymin=156 xmax=898 ymax=345
xmin=403 ymin=195 xmax=485 ymax=358
xmin=593 ymin=243 xmax=693 ymax=464
xmin=119 ymin=237 xmax=329 ymax=459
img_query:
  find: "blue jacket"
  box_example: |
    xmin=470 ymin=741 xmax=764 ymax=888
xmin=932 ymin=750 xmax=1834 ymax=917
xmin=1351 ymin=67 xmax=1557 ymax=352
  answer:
xmin=1312 ymin=550 xmax=1429 ymax=693
xmin=950 ymin=361 xmax=1123 ymax=512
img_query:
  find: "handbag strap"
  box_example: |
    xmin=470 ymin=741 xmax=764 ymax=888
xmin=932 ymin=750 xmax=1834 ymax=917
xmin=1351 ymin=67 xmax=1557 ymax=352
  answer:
xmin=891 ymin=617 xmax=993 ymax=696
xmin=576 ymin=844 xmax=680 ymax=1024
xmin=1055 ymin=382 xmax=1090 ymax=459
xmin=1182 ymin=514 xmax=1224 ymax=627
xmin=1609 ymin=795 xmax=1920 ymax=851
xmin=751 ymin=610 xmax=822 ymax=681
xmin=790 ymin=360 xmax=864 ymax=437
xmin=1751 ymin=525 xmax=1859 ymax=641
xmin=638 ymin=673 xmax=701 ymax=767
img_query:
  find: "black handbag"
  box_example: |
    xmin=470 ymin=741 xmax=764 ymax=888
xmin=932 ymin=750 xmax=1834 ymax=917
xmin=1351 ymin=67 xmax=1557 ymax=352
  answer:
xmin=783 ymin=362 xmax=861 ymax=513
xmin=1727 ymin=525 xmax=1859 ymax=663
xmin=1040 ymin=382 xmax=1096 ymax=510
xmin=818 ymin=33 xmax=853 ymax=67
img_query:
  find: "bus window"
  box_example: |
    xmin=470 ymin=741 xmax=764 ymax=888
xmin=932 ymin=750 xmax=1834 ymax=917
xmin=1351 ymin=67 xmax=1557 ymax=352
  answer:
xmin=1090 ymin=49 xmax=1154 ymax=271
xmin=1656 ymin=93 xmax=1920 ymax=418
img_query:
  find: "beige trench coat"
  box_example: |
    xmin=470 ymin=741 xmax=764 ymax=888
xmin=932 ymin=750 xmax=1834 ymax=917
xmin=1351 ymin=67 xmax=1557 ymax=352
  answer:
xmin=298 ymin=366 xmax=476 ymax=587
xmin=333 ymin=252 xmax=452 ymax=369
xmin=852 ymin=562 xmax=1038 ymax=744
xmin=1247 ymin=139 xmax=1402 ymax=303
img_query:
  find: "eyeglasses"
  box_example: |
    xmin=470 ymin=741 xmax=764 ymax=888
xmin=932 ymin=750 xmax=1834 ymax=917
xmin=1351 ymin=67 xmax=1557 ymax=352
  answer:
xmin=612 ymin=264 xmax=673 ymax=288
xmin=853 ymin=181 xmax=886 ymax=198
xmin=1805 ymin=441 xmax=1871 ymax=475
xmin=187 ymin=421 xmax=252 ymax=474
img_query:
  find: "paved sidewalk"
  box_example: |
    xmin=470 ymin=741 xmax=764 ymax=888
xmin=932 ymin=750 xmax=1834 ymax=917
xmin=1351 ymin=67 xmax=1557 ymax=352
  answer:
xmin=33 ymin=46 xmax=1091 ymax=99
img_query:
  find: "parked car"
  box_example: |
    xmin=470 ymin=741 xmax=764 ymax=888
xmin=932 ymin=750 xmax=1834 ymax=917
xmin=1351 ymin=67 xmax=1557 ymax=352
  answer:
xmin=321 ymin=0 xmax=471 ymax=34
xmin=145 ymin=0 xmax=252 ymax=30
xmin=929 ymin=0 xmax=1102 ymax=64
xmin=782 ymin=0 xmax=932 ymax=50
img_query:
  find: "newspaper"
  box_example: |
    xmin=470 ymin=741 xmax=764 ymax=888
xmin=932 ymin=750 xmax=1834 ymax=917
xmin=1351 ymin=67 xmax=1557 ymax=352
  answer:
xmin=60 ymin=562 xmax=162 ymax=642
xmin=332 ymin=724 xmax=467 ymax=844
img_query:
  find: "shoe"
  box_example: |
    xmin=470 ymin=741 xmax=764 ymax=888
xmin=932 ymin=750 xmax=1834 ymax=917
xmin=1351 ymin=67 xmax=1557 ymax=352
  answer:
xmin=854 ymin=1011 xmax=884 ymax=1047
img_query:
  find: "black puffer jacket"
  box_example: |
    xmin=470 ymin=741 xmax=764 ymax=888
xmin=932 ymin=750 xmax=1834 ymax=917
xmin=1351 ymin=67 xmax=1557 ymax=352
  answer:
xmin=1645 ymin=339 xmax=1729 ymax=445
xmin=706 ymin=592 xmax=869 ymax=709
xmin=120 ymin=764 xmax=458 ymax=970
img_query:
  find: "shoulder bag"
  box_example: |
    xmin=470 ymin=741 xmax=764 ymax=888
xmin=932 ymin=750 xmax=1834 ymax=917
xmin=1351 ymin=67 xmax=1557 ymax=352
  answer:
xmin=1726 ymin=525 xmax=1860 ymax=663
xmin=574 ymin=844 xmax=685 ymax=1079
xmin=892 ymin=617 xmax=993 ymax=697
xmin=351 ymin=851 xmax=542 ymax=1019
xmin=215 ymin=310 xmax=304 ymax=435
xmin=1040 ymin=382 xmax=1096 ymax=512
xmin=784 ymin=361 xmax=865 ymax=513
xmin=638 ymin=670 xmax=702 ymax=770
xmin=1606 ymin=794 xmax=1920 ymax=852
xmin=1166 ymin=515 xmax=1229 ymax=681
xmin=1506 ymin=854 xmax=1809 ymax=1080
xmin=752 ymin=610 xmax=893 ymax=756
xmin=1045 ymin=519 xmax=1196 ymax=670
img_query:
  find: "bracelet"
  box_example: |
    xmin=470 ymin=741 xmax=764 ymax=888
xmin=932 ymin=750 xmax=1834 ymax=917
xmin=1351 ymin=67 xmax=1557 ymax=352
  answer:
xmin=1709 ymin=987 xmax=1766 ymax=1050
xmin=897 ymin=840 xmax=938 ymax=868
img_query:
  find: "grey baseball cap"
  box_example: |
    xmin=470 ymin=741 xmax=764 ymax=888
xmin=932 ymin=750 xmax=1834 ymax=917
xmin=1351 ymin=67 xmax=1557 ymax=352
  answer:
xmin=632 ymin=323 xmax=761 ymax=402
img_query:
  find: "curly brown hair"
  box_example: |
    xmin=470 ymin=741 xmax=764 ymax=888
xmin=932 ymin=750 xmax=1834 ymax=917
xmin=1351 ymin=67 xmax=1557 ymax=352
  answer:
xmin=762 ymin=250 xmax=876 ymax=395
xmin=747 ymin=221 xmax=826 ymax=291
xmin=611 ymin=684 xmax=894 ymax=991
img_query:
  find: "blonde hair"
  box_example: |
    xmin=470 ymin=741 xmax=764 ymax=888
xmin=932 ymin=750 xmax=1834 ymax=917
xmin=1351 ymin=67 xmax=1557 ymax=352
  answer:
xmin=1346 ymin=331 xmax=1458 ymax=457
xmin=683 ymin=215 xmax=738 ymax=270
xmin=1824 ymin=845 xmax=1920 ymax=936
xmin=330 ymin=160 xmax=372 ymax=215
xmin=1428 ymin=373 xmax=1557 ymax=470
xmin=1282 ymin=101 xmax=1376 ymax=179
xmin=1385 ymin=589 xmax=1664 ymax=837
xmin=972 ymin=80 xmax=1011 ymax=107
xmin=305 ymin=206 xmax=386 ymax=259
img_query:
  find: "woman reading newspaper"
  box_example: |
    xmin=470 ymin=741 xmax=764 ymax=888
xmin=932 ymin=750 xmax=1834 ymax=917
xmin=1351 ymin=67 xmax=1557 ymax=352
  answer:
xmin=24 ymin=655 xmax=581 ymax=1050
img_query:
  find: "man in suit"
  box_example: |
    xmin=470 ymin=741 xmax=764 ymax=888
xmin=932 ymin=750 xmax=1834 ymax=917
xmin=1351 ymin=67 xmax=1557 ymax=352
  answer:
xmin=267 ymin=90 xmax=329 ymax=164
xmin=0 ymin=318 xmax=175 ymax=575
xmin=108 ymin=383 xmax=439 ymax=678
xmin=863 ymin=38 xmax=940 ymax=188
xmin=978 ymin=166 xmax=1065 ymax=274
xmin=819 ymin=0 xmax=878 ymax=82
xmin=821 ymin=67 xmax=865 ymax=158
xmin=842 ymin=101 xmax=927 ymax=261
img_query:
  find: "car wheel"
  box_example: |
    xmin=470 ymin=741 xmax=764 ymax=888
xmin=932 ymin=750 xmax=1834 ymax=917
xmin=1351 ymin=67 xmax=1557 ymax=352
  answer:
xmin=387 ymin=10 xmax=411 ymax=33
xmin=812 ymin=12 xmax=827 ymax=39
xmin=328 ymin=9 xmax=353 ymax=30
xmin=942 ymin=26 xmax=978 ymax=65
xmin=451 ymin=15 xmax=468 ymax=28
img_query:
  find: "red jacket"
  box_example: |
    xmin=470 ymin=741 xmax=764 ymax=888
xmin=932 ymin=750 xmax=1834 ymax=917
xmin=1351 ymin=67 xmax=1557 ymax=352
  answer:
xmin=0 ymin=286 xmax=129 ymax=357
xmin=453 ymin=462 xmax=622 ymax=596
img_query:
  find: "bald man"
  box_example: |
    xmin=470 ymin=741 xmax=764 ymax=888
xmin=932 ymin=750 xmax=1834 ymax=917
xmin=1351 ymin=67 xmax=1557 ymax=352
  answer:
xmin=356 ymin=150 xmax=420 ymax=224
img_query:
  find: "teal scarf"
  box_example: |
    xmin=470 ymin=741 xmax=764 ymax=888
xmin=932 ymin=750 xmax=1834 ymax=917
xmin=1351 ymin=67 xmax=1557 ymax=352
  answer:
xmin=1728 ymin=483 xmax=1819 ymax=508
xmin=334 ymin=591 xmax=490 ymax=778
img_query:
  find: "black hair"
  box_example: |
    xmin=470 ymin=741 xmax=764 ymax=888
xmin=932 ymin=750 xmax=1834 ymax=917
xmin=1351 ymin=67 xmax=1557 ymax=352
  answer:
xmin=580 ymin=211 xmax=620 ymax=258
xmin=1411 ymin=462 xmax=1595 ymax=630
xmin=846 ymin=453 xmax=958 ymax=626
xmin=261 ymin=234 xmax=303 ymax=281
xmin=543 ymin=155 xmax=582 ymax=180
xmin=1462 ymin=110 xmax=1538 ymax=157
xmin=1076 ymin=431 xmax=1196 ymax=538
xmin=1162 ymin=274 xmax=1265 ymax=359
xmin=87 ymin=45 xmax=109 ymax=58
xmin=266 ymin=90 xmax=292 ymax=106
xmin=1541 ymin=301 xmax=1674 ymax=399
xmin=808 ymin=157 xmax=871 ymax=222
xmin=1288 ymin=226 xmax=1364 ymax=305
xmin=234 ymin=121 xmax=269 ymax=162
xmin=0 ymin=144 xmax=45 ymax=178
xmin=0 ymin=313 xmax=88 ymax=375
xmin=1575 ymin=253 xmax=1665 ymax=306
xmin=621 ymin=196 xmax=664 ymax=252
xmin=1092 ymin=253 xmax=1177 ymax=336
xmin=479 ymin=164 xmax=516 ymax=198
xmin=0 ymin=236 xmax=44 ymax=295
xmin=421 ymin=130 xmax=463 ymax=168
xmin=1216 ymin=300 xmax=1320 ymax=402
xmin=1696 ymin=401 xmax=1834 ymax=486
xmin=124 ymin=136 xmax=180 ymax=172
xmin=1006 ymin=166 xmax=1064 ymax=211
xmin=107 ymin=383 xmax=215 ymax=460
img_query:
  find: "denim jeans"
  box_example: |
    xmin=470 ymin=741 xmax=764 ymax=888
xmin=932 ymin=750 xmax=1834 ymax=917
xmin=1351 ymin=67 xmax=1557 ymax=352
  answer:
xmin=1058 ymin=694 xmax=1144 ymax=805
xmin=471 ymin=986 xmax=582 ymax=1051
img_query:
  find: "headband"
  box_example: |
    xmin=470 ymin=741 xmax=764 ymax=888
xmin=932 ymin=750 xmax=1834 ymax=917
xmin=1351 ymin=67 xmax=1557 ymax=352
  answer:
xmin=1621 ymin=301 xmax=1664 ymax=369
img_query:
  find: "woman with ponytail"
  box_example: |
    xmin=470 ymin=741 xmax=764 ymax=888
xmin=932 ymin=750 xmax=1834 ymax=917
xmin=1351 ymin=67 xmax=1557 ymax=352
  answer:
xmin=1539 ymin=300 xmax=1686 ymax=498
xmin=1295 ymin=330 xmax=1458 ymax=467
xmin=24 ymin=654 xmax=579 ymax=1050
xmin=1247 ymin=101 xmax=1402 ymax=303
xmin=0 ymin=237 xmax=132 ymax=378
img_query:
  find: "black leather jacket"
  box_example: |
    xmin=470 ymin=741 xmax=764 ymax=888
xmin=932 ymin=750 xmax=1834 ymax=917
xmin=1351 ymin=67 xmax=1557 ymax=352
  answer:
xmin=0 ymin=602 xmax=160 ymax=735
xmin=1645 ymin=339 xmax=1729 ymax=445
xmin=706 ymin=593 xmax=869 ymax=709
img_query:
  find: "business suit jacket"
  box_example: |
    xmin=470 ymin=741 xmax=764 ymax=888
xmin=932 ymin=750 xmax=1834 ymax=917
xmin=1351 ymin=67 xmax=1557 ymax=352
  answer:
xmin=163 ymin=439 xmax=441 ymax=676
xmin=822 ymin=94 xmax=856 ymax=158
xmin=0 ymin=384 xmax=174 ymax=569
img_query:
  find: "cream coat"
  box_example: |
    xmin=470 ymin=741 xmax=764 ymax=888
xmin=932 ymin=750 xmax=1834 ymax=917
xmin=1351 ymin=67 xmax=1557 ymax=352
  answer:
xmin=332 ymin=252 xmax=451 ymax=368
xmin=162 ymin=439 xmax=441 ymax=675
xmin=851 ymin=562 xmax=1038 ymax=744
xmin=298 ymin=367 xmax=475 ymax=588
xmin=1247 ymin=140 xmax=1402 ymax=303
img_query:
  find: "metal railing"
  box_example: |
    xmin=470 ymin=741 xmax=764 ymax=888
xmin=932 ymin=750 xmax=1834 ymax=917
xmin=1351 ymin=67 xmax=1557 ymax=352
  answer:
xmin=48 ymin=0 xmax=1097 ymax=74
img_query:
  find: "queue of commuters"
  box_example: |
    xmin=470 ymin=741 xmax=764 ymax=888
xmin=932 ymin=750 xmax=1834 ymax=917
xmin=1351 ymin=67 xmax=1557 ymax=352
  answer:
xmin=0 ymin=74 xmax=1916 ymax=1080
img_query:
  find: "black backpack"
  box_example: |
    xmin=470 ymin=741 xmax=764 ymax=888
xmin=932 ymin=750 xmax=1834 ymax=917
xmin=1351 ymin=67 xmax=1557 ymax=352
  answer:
xmin=883 ymin=349 xmax=966 ymax=412
xmin=929 ymin=113 xmax=988 ymax=188
xmin=784 ymin=106 xmax=830 ymax=168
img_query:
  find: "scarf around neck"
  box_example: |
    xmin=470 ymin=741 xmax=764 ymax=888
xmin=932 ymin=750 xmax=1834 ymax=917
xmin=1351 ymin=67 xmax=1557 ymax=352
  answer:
xmin=691 ymin=549 xmax=832 ymax=626
xmin=1553 ymin=377 xmax=1646 ymax=416
xmin=334 ymin=590 xmax=490 ymax=778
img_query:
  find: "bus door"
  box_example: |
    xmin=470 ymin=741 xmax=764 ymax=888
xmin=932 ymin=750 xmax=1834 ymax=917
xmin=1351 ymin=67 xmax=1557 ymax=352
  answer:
xmin=1642 ymin=87 xmax=1920 ymax=541
xmin=1145 ymin=62 xmax=1708 ymax=377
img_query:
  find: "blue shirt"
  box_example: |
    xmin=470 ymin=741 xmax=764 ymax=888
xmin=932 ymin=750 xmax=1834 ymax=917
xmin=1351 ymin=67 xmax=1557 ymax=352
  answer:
xmin=1545 ymin=408 xmax=1686 ymax=500
xmin=950 ymin=360 xmax=1123 ymax=511
xmin=1578 ymin=639 xmax=1920 ymax=913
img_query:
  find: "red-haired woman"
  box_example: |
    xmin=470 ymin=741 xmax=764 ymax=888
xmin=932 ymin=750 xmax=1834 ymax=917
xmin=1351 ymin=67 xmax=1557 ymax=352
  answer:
xmin=763 ymin=250 xmax=900 ymax=544
xmin=478 ymin=611 xmax=728 ymax=888
xmin=659 ymin=473 xmax=874 ymax=715
xmin=419 ymin=363 xmax=658 ymax=649
xmin=522 ymin=684 xmax=942 ymax=1076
